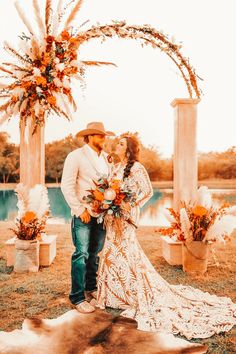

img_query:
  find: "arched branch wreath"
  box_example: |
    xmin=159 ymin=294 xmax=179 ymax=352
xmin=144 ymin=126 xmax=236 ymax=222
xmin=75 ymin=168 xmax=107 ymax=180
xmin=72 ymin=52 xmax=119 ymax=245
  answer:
xmin=0 ymin=0 xmax=202 ymax=132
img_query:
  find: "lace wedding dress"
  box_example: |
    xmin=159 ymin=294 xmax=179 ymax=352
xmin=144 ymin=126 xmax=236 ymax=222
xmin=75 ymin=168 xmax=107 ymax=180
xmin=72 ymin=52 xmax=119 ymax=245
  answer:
xmin=97 ymin=162 xmax=236 ymax=340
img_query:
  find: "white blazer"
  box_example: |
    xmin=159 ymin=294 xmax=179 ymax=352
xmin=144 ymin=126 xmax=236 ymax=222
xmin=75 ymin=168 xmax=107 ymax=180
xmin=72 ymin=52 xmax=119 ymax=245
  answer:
xmin=61 ymin=144 xmax=110 ymax=217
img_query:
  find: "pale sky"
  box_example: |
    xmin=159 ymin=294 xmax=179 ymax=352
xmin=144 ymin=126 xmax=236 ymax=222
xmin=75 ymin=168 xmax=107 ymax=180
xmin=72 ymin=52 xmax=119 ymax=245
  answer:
xmin=0 ymin=0 xmax=235 ymax=157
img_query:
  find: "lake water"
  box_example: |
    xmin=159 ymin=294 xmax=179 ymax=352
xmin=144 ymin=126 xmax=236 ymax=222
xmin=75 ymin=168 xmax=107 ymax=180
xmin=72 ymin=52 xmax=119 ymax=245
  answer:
xmin=0 ymin=188 xmax=236 ymax=226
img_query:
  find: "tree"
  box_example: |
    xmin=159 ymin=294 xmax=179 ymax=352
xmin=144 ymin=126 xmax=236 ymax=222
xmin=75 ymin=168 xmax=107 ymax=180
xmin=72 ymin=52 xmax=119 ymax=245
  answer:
xmin=45 ymin=135 xmax=82 ymax=183
xmin=0 ymin=133 xmax=19 ymax=183
xmin=198 ymin=147 xmax=236 ymax=180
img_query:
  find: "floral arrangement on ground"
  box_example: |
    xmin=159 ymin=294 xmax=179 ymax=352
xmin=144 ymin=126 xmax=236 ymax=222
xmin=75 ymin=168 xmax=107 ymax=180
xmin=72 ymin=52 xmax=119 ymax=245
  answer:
xmin=160 ymin=186 xmax=236 ymax=244
xmin=11 ymin=184 xmax=50 ymax=240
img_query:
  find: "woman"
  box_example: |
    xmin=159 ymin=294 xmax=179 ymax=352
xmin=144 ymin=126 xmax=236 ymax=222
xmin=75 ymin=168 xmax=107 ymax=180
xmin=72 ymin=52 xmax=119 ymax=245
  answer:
xmin=97 ymin=134 xmax=236 ymax=340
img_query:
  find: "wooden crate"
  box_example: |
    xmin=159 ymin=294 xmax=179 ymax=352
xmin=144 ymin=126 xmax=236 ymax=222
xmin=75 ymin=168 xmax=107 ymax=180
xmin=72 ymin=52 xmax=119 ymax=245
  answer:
xmin=161 ymin=236 xmax=182 ymax=265
xmin=5 ymin=235 xmax=57 ymax=267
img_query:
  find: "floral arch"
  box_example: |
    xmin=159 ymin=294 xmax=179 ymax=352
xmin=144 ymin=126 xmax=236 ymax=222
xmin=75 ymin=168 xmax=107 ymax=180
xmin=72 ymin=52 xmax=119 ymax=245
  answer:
xmin=0 ymin=0 xmax=201 ymax=208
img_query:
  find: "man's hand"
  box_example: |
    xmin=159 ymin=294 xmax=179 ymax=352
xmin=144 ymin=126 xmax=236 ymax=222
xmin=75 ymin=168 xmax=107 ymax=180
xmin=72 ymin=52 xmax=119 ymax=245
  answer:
xmin=79 ymin=209 xmax=91 ymax=223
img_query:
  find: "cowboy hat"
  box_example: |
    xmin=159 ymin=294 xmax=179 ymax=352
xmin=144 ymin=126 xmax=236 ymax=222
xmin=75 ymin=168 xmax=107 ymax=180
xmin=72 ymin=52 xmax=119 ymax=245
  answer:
xmin=76 ymin=122 xmax=115 ymax=137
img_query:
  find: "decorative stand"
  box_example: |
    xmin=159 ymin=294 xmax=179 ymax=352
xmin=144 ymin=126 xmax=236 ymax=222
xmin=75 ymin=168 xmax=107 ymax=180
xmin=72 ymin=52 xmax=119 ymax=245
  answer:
xmin=161 ymin=236 xmax=182 ymax=265
xmin=5 ymin=235 xmax=57 ymax=267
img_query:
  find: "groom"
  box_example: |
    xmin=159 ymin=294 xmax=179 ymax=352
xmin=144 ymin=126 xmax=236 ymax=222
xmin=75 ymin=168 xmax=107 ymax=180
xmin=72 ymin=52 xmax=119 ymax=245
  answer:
xmin=61 ymin=122 xmax=114 ymax=313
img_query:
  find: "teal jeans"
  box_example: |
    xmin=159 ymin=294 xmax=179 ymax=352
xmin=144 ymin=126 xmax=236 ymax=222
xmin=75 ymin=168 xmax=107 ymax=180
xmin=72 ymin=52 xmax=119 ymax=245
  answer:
xmin=69 ymin=216 xmax=106 ymax=305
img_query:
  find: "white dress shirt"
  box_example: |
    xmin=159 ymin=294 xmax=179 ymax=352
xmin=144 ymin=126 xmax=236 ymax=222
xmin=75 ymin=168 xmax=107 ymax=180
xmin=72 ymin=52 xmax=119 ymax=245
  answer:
xmin=61 ymin=144 xmax=110 ymax=217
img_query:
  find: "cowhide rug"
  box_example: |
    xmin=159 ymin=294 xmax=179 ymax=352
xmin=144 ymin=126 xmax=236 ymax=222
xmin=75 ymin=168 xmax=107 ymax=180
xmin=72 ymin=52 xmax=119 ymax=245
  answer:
xmin=0 ymin=309 xmax=208 ymax=354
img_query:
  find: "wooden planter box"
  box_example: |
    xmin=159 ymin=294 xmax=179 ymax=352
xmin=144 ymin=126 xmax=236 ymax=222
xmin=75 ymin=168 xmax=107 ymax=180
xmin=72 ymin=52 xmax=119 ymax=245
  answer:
xmin=161 ymin=236 xmax=182 ymax=265
xmin=5 ymin=235 xmax=57 ymax=267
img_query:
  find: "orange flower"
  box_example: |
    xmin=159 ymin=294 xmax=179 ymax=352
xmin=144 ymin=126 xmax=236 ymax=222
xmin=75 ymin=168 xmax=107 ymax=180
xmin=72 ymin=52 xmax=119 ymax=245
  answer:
xmin=61 ymin=30 xmax=71 ymax=41
xmin=110 ymin=180 xmax=121 ymax=191
xmin=64 ymin=67 xmax=78 ymax=75
xmin=42 ymin=53 xmax=51 ymax=66
xmin=22 ymin=211 xmax=37 ymax=223
xmin=69 ymin=37 xmax=80 ymax=45
xmin=47 ymin=95 xmax=56 ymax=106
xmin=93 ymin=200 xmax=101 ymax=213
xmin=93 ymin=189 xmax=104 ymax=202
xmin=114 ymin=193 xmax=125 ymax=205
xmin=36 ymin=76 xmax=47 ymax=86
xmin=46 ymin=35 xmax=55 ymax=44
xmin=193 ymin=205 xmax=208 ymax=217
xmin=21 ymin=81 xmax=33 ymax=89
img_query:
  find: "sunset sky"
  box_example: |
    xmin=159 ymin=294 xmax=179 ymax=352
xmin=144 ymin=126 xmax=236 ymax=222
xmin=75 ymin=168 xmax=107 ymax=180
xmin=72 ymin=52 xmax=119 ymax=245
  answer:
xmin=0 ymin=0 xmax=235 ymax=157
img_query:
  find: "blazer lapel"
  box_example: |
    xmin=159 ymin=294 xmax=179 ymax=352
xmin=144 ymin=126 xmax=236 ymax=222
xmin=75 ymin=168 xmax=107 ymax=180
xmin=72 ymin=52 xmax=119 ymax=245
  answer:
xmin=82 ymin=145 xmax=109 ymax=176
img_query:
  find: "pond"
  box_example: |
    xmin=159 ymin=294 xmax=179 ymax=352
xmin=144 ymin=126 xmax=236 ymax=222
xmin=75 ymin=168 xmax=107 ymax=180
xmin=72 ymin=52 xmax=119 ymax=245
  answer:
xmin=1 ymin=188 xmax=236 ymax=226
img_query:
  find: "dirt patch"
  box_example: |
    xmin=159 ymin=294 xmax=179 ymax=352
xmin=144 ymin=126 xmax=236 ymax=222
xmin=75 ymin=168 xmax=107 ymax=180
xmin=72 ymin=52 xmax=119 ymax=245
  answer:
xmin=0 ymin=222 xmax=235 ymax=353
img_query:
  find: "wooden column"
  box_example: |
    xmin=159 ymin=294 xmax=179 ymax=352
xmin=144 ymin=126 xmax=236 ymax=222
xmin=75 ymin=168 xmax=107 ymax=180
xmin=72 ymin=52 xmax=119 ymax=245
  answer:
xmin=171 ymin=98 xmax=200 ymax=210
xmin=20 ymin=119 xmax=45 ymax=188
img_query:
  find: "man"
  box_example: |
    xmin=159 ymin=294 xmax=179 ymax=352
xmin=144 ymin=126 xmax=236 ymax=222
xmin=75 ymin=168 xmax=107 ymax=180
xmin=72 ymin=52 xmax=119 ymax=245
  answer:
xmin=61 ymin=122 xmax=114 ymax=313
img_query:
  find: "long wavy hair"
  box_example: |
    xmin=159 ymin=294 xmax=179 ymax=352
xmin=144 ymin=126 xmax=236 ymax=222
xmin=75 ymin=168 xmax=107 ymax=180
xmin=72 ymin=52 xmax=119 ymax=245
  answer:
xmin=120 ymin=134 xmax=140 ymax=180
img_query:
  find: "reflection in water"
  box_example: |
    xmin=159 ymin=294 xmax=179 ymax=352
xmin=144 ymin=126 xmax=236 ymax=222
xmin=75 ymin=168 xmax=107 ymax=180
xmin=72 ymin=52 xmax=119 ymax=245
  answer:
xmin=139 ymin=190 xmax=172 ymax=226
xmin=0 ymin=190 xmax=17 ymax=221
xmin=0 ymin=188 xmax=236 ymax=226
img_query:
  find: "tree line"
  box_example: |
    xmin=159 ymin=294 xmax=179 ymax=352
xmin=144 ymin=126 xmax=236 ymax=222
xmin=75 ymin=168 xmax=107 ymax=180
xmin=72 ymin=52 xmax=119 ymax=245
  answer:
xmin=0 ymin=132 xmax=235 ymax=183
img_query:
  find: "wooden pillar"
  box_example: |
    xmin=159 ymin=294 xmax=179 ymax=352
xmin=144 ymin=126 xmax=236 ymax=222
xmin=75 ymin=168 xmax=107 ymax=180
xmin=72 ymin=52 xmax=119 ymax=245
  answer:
xmin=171 ymin=98 xmax=200 ymax=210
xmin=20 ymin=119 xmax=45 ymax=188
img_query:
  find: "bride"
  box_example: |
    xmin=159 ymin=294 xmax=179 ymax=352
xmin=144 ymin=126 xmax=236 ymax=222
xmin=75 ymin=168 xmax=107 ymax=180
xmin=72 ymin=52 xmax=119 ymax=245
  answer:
xmin=96 ymin=134 xmax=236 ymax=340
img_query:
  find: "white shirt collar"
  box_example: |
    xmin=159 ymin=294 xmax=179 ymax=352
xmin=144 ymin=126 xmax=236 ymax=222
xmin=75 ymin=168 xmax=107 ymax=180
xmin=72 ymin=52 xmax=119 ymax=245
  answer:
xmin=84 ymin=144 xmax=106 ymax=159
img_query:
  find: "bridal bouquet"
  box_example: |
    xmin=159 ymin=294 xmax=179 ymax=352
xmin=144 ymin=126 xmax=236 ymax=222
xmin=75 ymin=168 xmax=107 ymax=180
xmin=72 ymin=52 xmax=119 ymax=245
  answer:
xmin=11 ymin=184 xmax=50 ymax=240
xmin=83 ymin=175 xmax=137 ymax=231
xmin=160 ymin=187 xmax=236 ymax=244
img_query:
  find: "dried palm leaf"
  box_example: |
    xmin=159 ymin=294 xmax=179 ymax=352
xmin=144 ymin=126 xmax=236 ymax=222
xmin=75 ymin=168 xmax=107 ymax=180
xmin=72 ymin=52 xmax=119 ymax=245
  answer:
xmin=45 ymin=0 xmax=53 ymax=35
xmin=81 ymin=60 xmax=117 ymax=67
xmin=32 ymin=0 xmax=46 ymax=36
xmin=51 ymin=0 xmax=64 ymax=35
xmin=0 ymin=94 xmax=11 ymax=98
xmin=2 ymin=63 xmax=30 ymax=72
xmin=14 ymin=2 xmax=35 ymax=36
xmin=67 ymin=91 xmax=77 ymax=111
xmin=0 ymin=100 xmax=11 ymax=112
xmin=53 ymin=92 xmax=72 ymax=119
xmin=5 ymin=83 xmax=20 ymax=91
xmin=64 ymin=0 xmax=84 ymax=30
xmin=19 ymin=98 xmax=29 ymax=113
xmin=0 ymin=65 xmax=13 ymax=75
xmin=15 ymin=183 xmax=29 ymax=216
xmin=62 ymin=94 xmax=73 ymax=119
xmin=180 ymin=208 xmax=192 ymax=241
xmin=0 ymin=113 xmax=10 ymax=124
xmin=52 ymin=104 xmax=71 ymax=121
xmin=205 ymin=215 xmax=236 ymax=243
xmin=28 ymin=184 xmax=50 ymax=219
xmin=4 ymin=42 xmax=31 ymax=65
xmin=31 ymin=38 xmax=40 ymax=59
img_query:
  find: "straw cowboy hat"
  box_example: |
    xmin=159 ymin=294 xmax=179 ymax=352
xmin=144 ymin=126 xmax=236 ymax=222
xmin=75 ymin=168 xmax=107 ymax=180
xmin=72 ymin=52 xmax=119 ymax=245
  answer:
xmin=76 ymin=122 xmax=115 ymax=137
